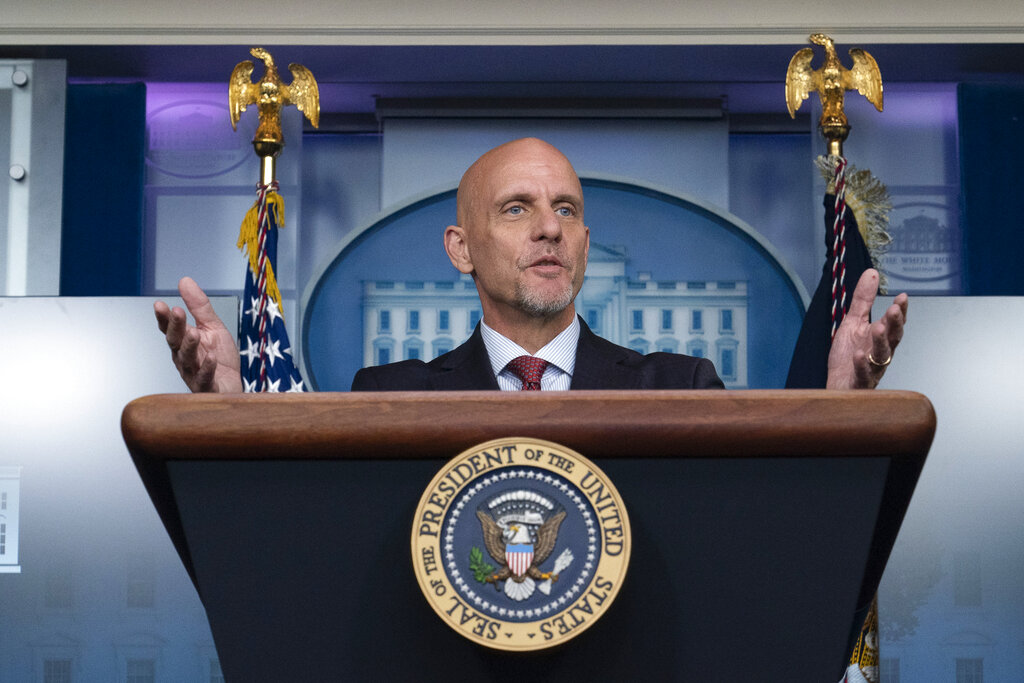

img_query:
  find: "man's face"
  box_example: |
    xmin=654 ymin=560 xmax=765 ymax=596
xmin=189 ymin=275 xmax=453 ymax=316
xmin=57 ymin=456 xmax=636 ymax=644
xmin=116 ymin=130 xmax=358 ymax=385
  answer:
xmin=445 ymin=139 xmax=590 ymax=328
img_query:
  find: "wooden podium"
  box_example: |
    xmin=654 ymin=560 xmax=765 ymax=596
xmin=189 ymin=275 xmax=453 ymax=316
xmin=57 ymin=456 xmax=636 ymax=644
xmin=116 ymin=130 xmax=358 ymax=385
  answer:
xmin=122 ymin=390 xmax=934 ymax=683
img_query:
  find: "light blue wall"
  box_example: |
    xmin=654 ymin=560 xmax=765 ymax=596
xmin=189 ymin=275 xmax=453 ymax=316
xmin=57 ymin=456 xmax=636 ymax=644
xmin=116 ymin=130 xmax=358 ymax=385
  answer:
xmin=299 ymin=134 xmax=382 ymax=299
xmin=729 ymin=132 xmax=819 ymax=293
xmin=380 ymin=118 xmax=731 ymax=209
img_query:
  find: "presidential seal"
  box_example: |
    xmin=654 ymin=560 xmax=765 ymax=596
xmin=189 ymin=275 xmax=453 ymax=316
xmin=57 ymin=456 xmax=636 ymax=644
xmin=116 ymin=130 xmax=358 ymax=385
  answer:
xmin=411 ymin=437 xmax=630 ymax=651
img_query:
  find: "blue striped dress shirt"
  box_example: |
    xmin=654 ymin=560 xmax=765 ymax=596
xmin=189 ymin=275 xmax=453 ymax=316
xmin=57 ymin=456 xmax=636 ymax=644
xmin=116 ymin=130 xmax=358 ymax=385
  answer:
xmin=479 ymin=317 xmax=579 ymax=391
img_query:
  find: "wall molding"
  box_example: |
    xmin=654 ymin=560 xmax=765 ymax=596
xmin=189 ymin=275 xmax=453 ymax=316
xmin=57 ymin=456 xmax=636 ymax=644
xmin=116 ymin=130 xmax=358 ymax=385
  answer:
xmin=3 ymin=24 xmax=1024 ymax=46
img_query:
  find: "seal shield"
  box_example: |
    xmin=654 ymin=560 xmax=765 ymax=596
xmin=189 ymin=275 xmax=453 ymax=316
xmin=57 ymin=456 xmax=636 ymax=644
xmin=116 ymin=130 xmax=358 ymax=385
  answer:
xmin=411 ymin=437 xmax=631 ymax=651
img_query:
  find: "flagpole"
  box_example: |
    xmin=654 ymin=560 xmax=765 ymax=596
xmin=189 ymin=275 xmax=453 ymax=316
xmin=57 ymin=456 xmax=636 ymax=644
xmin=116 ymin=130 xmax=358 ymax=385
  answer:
xmin=259 ymin=151 xmax=277 ymax=187
xmin=784 ymin=34 xmax=889 ymax=681
xmin=251 ymin=140 xmax=281 ymax=389
xmin=229 ymin=47 xmax=319 ymax=393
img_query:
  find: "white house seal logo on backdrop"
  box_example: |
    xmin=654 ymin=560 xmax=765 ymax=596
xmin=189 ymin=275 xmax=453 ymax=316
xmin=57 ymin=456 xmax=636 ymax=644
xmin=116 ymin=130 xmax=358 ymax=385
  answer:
xmin=411 ymin=437 xmax=630 ymax=651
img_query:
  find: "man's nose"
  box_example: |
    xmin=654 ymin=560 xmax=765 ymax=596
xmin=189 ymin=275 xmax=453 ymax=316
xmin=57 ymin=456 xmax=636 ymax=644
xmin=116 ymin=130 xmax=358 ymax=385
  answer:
xmin=533 ymin=208 xmax=563 ymax=240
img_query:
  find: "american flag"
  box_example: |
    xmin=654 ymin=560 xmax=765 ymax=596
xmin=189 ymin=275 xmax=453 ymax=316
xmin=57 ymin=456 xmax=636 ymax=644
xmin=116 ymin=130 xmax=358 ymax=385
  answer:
xmin=237 ymin=180 xmax=306 ymax=393
xmin=785 ymin=160 xmax=877 ymax=389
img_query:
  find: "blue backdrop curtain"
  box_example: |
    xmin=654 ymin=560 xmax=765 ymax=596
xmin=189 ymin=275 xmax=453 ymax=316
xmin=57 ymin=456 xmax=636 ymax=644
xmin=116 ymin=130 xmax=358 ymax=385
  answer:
xmin=958 ymin=83 xmax=1024 ymax=296
xmin=60 ymin=83 xmax=146 ymax=295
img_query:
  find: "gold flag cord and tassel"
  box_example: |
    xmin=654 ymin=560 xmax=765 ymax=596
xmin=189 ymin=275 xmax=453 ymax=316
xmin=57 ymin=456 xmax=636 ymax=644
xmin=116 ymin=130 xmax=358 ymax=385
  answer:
xmin=816 ymin=155 xmax=893 ymax=294
xmin=846 ymin=596 xmax=881 ymax=683
xmin=237 ymin=189 xmax=286 ymax=318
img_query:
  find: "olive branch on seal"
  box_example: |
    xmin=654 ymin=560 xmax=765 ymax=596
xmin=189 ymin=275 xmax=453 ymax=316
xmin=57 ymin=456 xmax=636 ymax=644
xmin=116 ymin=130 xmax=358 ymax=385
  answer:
xmin=469 ymin=546 xmax=494 ymax=583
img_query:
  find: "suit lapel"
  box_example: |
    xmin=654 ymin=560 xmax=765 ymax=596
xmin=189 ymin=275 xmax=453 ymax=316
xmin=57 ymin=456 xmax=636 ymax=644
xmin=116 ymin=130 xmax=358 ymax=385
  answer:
xmin=429 ymin=327 xmax=500 ymax=391
xmin=570 ymin=319 xmax=642 ymax=390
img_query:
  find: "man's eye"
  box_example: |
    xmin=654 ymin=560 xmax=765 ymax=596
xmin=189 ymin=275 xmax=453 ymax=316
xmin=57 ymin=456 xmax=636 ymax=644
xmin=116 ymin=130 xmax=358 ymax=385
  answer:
xmin=556 ymin=207 xmax=574 ymax=217
xmin=507 ymin=206 xmax=523 ymax=215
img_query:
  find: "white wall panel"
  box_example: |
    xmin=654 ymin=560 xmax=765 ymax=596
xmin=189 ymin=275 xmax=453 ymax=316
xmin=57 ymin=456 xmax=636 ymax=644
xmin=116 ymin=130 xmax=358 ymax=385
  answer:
xmin=0 ymin=60 xmax=65 ymax=295
xmin=872 ymin=296 xmax=1024 ymax=681
xmin=0 ymin=296 xmax=236 ymax=681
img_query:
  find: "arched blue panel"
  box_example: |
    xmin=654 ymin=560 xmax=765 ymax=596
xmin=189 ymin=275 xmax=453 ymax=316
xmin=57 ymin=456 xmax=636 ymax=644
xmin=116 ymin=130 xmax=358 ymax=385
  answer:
xmin=301 ymin=179 xmax=807 ymax=391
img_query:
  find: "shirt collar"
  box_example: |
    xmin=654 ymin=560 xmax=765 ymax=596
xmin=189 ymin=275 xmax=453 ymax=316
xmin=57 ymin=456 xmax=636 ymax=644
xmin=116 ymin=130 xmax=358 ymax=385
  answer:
xmin=479 ymin=316 xmax=580 ymax=378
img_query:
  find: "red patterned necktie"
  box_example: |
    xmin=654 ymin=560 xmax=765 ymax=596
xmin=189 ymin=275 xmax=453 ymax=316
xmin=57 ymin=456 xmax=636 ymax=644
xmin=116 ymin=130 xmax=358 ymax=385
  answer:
xmin=506 ymin=355 xmax=548 ymax=391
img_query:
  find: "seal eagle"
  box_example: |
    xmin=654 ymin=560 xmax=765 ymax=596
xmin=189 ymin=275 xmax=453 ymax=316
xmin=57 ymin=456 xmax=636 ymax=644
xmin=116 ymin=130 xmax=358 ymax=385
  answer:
xmin=476 ymin=508 xmax=567 ymax=601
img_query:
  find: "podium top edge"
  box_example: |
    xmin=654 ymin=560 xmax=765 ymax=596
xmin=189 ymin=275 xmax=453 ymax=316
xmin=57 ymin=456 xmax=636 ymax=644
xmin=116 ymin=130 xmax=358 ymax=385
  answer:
xmin=122 ymin=390 xmax=936 ymax=462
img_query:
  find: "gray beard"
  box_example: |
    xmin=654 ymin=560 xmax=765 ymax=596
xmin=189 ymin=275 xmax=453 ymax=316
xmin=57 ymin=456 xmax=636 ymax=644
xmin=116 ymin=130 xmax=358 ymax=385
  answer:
xmin=514 ymin=281 xmax=575 ymax=318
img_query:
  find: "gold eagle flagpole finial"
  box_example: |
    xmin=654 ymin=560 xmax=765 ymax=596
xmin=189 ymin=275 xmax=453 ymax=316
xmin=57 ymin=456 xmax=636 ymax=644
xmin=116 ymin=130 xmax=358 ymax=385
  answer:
xmin=228 ymin=47 xmax=320 ymax=184
xmin=785 ymin=33 xmax=883 ymax=156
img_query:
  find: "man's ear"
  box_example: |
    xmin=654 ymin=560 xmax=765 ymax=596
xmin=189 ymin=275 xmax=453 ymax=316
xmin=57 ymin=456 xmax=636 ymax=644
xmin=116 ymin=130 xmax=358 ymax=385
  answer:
xmin=444 ymin=225 xmax=474 ymax=274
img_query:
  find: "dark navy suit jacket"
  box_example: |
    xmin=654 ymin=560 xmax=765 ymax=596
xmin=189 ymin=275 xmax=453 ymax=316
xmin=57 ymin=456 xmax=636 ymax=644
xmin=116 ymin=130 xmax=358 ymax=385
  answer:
xmin=351 ymin=318 xmax=724 ymax=391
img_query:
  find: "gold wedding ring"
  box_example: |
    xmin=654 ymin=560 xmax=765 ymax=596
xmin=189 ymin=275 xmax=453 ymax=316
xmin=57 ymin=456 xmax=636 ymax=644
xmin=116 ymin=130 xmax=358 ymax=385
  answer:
xmin=868 ymin=352 xmax=892 ymax=368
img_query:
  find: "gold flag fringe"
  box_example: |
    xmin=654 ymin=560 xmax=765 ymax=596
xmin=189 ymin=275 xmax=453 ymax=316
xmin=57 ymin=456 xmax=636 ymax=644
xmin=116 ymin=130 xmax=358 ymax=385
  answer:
xmin=817 ymin=156 xmax=893 ymax=294
xmin=237 ymin=192 xmax=286 ymax=320
xmin=845 ymin=595 xmax=880 ymax=682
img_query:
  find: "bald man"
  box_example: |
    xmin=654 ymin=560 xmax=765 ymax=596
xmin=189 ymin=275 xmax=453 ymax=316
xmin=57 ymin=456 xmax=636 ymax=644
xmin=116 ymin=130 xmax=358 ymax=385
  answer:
xmin=155 ymin=138 xmax=907 ymax=393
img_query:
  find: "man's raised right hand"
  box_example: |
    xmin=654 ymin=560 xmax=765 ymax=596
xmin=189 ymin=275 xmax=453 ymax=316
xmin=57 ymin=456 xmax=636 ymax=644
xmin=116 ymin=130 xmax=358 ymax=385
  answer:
xmin=154 ymin=277 xmax=243 ymax=393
